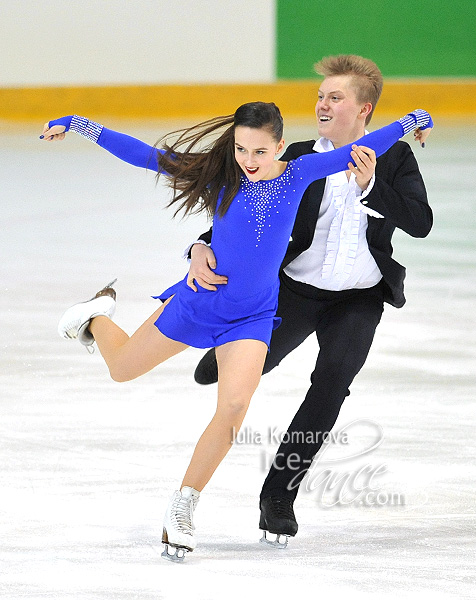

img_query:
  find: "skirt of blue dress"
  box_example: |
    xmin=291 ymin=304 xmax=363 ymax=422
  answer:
xmin=152 ymin=276 xmax=281 ymax=349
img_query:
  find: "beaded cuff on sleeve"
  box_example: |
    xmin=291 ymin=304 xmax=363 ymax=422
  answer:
xmin=70 ymin=115 xmax=104 ymax=143
xmin=398 ymin=109 xmax=432 ymax=136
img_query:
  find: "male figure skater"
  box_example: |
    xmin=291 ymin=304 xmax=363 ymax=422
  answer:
xmin=188 ymin=55 xmax=432 ymax=544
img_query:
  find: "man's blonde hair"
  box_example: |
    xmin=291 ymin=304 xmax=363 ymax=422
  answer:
xmin=314 ymin=55 xmax=383 ymax=124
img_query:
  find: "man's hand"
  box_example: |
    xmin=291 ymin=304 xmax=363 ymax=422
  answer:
xmin=348 ymin=145 xmax=376 ymax=191
xmin=187 ymin=244 xmax=228 ymax=292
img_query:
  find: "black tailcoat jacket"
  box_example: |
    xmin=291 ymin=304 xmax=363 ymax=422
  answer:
xmin=279 ymin=140 xmax=433 ymax=308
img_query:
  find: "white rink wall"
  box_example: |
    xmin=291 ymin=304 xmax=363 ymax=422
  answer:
xmin=0 ymin=0 xmax=275 ymax=86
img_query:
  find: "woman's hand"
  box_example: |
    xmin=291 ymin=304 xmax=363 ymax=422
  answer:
xmin=187 ymin=244 xmax=228 ymax=292
xmin=39 ymin=116 xmax=73 ymax=141
xmin=40 ymin=122 xmax=67 ymax=141
xmin=413 ymin=126 xmax=432 ymax=148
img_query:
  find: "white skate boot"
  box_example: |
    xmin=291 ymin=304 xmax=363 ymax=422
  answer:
xmin=57 ymin=279 xmax=117 ymax=352
xmin=161 ymin=486 xmax=200 ymax=562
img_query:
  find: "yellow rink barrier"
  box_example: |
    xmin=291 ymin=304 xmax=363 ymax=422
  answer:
xmin=1 ymin=79 xmax=475 ymax=121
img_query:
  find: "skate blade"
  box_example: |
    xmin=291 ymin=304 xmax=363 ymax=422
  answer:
xmin=260 ymin=530 xmax=289 ymax=549
xmin=103 ymin=278 xmax=117 ymax=289
xmin=161 ymin=542 xmax=190 ymax=562
xmin=90 ymin=278 xmax=118 ymax=301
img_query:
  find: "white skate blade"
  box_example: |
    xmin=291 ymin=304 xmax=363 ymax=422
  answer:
xmin=260 ymin=530 xmax=289 ymax=549
xmin=161 ymin=543 xmax=189 ymax=562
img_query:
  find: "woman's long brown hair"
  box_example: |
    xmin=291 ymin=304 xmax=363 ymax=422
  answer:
xmin=155 ymin=102 xmax=283 ymax=219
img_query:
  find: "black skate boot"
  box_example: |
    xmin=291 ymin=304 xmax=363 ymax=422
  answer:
xmin=259 ymin=496 xmax=298 ymax=549
xmin=194 ymin=348 xmax=218 ymax=385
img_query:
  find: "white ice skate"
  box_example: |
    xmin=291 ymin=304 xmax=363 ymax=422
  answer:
xmin=161 ymin=486 xmax=200 ymax=562
xmin=57 ymin=279 xmax=117 ymax=352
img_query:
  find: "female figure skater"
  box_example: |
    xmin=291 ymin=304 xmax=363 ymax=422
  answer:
xmin=40 ymin=104 xmax=432 ymax=560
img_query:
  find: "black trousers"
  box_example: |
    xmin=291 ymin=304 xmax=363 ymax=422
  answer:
xmin=260 ymin=273 xmax=384 ymax=502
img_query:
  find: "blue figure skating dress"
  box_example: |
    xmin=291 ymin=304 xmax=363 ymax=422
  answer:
xmin=49 ymin=112 xmax=431 ymax=348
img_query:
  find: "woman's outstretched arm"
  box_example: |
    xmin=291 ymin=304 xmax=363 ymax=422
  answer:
xmin=40 ymin=115 xmax=161 ymax=171
xmin=296 ymin=109 xmax=433 ymax=185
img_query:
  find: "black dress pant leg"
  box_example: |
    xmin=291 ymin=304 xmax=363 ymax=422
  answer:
xmin=263 ymin=277 xmax=320 ymax=374
xmin=260 ymin=283 xmax=384 ymax=502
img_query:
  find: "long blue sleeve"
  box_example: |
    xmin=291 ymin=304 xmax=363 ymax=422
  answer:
xmin=296 ymin=121 xmax=404 ymax=185
xmin=97 ymin=127 xmax=160 ymax=171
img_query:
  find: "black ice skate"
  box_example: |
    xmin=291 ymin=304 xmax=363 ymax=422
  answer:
xmin=259 ymin=496 xmax=298 ymax=549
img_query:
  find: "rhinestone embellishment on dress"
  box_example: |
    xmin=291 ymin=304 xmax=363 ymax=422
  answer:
xmin=240 ymin=164 xmax=295 ymax=246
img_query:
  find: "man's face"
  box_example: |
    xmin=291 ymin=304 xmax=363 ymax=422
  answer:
xmin=315 ymin=75 xmax=369 ymax=147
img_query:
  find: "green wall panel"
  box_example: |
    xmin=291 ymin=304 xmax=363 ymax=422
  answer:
xmin=277 ymin=0 xmax=476 ymax=78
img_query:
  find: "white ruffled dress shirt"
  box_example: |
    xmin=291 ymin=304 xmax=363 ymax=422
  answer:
xmin=283 ymin=135 xmax=383 ymax=291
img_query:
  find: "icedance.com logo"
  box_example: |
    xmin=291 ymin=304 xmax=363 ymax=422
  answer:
xmin=234 ymin=419 xmax=411 ymax=510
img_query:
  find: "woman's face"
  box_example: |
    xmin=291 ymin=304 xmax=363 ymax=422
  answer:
xmin=234 ymin=126 xmax=285 ymax=181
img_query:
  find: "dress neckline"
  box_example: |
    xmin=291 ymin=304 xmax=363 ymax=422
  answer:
xmin=241 ymin=161 xmax=291 ymax=185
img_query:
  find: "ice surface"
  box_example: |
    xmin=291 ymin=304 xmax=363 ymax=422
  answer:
xmin=0 ymin=119 xmax=475 ymax=599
